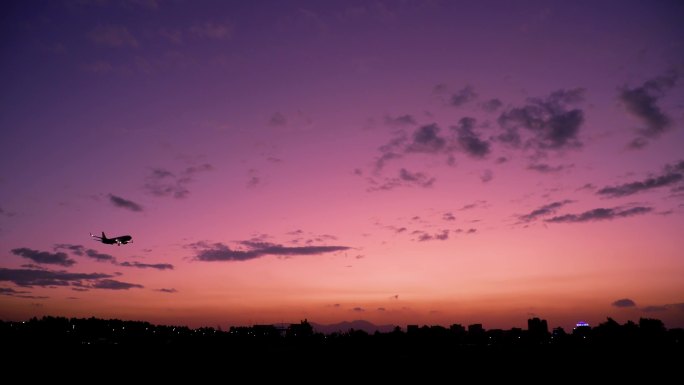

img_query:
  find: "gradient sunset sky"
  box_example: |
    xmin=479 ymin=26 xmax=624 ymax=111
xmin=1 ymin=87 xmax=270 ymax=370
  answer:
xmin=1 ymin=0 xmax=683 ymax=331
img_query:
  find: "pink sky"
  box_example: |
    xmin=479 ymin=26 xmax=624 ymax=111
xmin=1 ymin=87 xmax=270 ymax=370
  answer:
xmin=1 ymin=0 xmax=683 ymax=331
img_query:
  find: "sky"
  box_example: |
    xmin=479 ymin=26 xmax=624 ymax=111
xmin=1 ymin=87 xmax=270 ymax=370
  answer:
xmin=1 ymin=0 xmax=683 ymax=332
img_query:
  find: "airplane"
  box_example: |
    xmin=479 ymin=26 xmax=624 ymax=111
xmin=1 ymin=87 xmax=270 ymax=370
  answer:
xmin=90 ymin=232 xmax=133 ymax=246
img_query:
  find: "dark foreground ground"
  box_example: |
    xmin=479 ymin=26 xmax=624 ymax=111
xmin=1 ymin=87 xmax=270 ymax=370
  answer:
xmin=3 ymin=339 xmax=682 ymax=381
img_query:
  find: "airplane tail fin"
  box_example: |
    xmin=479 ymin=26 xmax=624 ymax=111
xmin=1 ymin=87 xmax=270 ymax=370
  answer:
xmin=101 ymin=231 xmax=107 ymax=240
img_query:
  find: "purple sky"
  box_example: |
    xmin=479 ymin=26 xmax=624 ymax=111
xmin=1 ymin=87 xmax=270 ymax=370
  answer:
xmin=1 ymin=0 xmax=683 ymax=331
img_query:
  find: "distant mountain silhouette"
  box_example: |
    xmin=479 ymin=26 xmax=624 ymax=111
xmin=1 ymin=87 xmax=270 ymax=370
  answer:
xmin=310 ymin=319 xmax=396 ymax=334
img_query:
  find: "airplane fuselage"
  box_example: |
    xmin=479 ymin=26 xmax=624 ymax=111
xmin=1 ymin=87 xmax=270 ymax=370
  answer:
xmin=91 ymin=232 xmax=133 ymax=245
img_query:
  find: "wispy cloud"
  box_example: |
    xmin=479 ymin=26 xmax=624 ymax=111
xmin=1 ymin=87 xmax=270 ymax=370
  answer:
xmin=481 ymin=98 xmax=502 ymax=112
xmin=414 ymin=230 xmax=449 ymax=242
xmin=0 ymin=268 xmax=111 ymax=287
xmin=527 ymin=163 xmax=572 ymax=173
xmin=92 ymin=279 xmax=144 ymax=290
xmin=450 ymin=85 xmax=477 ymax=107
xmin=191 ymin=240 xmax=350 ymax=262
xmin=109 ymin=194 xmax=143 ymax=212
xmin=368 ymin=168 xmax=435 ymax=191
xmin=119 ymin=261 xmax=174 ymax=270
xmin=546 ymin=206 xmax=652 ymax=223
xmin=86 ymin=249 xmax=117 ymax=263
xmin=53 ymin=244 xmax=173 ymax=270
xmin=597 ymin=160 xmax=684 ymax=198
xmin=145 ymin=164 xmax=213 ymax=199
xmin=11 ymin=248 xmax=76 ymax=267
xmin=519 ymin=200 xmax=574 ymax=222
xmin=156 ymin=288 xmax=178 ymax=293
xmin=384 ymin=114 xmax=417 ymax=126
xmin=0 ymin=206 xmax=16 ymax=217
xmin=0 ymin=287 xmax=30 ymax=296
xmin=619 ymin=70 xmax=679 ymax=142
xmin=55 ymin=244 xmax=116 ymax=263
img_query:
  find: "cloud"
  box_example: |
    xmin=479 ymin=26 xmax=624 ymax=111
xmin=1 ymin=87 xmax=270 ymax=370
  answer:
xmin=0 ymin=268 xmax=111 ymax=287
xmin=247 ymin=169 xmax=261 ymax=188
xmin=119 ymin=261 xmax=174 ymax=270
xmin=597 ymin=160 xmax=684 ymax=198
xmin=53 ymin=244 xmax=85 ymax=256
xmin=642 ymin=305 xmax=668 ymax=312
xmin=0 ymin=287 xmax=30 ymax=296
xmin=352 ymin=307 xmax=365 ymax=312
xmin=619 ymin=71 xmax=678 ymax=139
xmin=55 ymin=246 xmax=165 ymax=269
xmin=109 ymin=194 xmax=143 ymax=212
xmin=157 ymin=288 xmax=178 ymax=293
xmin=11 ymin=248 xmax=76 ymax=267
xmin=92 ymin=279 xmax=144 ymax=290
xmin=481 ymin=98 xmax=503 ymax=112
xmin=88 ymin=25 xmax=139 ymax=48
xmin=612 ymin=298 xmax=636 ymax=308
xmin=399 ymin=168 xmax=435 ymax=187
xmin=191 ymin=240 xmax=350 ymax=262
xmin=546 ymin=206 xmax=652 ymax=223
xmin=145 ymin=164 xmax=213 ymax=199
xmin=527 ymin=163 xmax=571 ymax=173
xmin=442 ymin=212 xmax=455 ymax=221
xmin=369 ymin=168 xmax=436 ymax=191
xmin=415 ymin=230 xmax=449 ymax=242
xmin=641 ymin=303 xmax=684 ymax=312
xmin=54 ymin=244 xmax=117 ymax=263
xmin=497 ymin=88 xmax=585 ymax=150
xmin=452 ymin=117 xmax=490 ymax=158
xmin=627 ymin=137 xmax=649 ymax=150
xmin=85 ymin=249 xmax=117 ymax=263
xmin=269 ymin=112 xmax=287 ymax=126
xmin=406 ymin=124 xmax=447 ymax=153
xmin=450 ymin=85 xmax=477 ymax=107
xmin=519 ymin=200 xmax=574 ymax=222
xmin=0 ymin=285 xmax=49 ymax=299
xmin=0 ymin=206 xmax=16 ymax=217
xmin=373 ymin=151 xmax=403 ymax=172
xmin=385 ymin=114 xmax=417 ymax=126
xmin=480 ymin=169 xmax=493 ymax=183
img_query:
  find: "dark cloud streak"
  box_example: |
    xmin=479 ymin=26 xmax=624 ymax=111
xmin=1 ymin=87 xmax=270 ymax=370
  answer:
xmin=612 ymin=298 xmax=636 ymax=308
xmin=619 ymin=71 xmax=678 ymax=139
xmin=519 ymin=200 xmax=574 ymax=222
xmin=145 ymin=164 xmax=213 ymax=199
xmin=119 ymin=261 xmax=174 ymax=270
xmin=192 ymin=240 xmax=350 ymax=262
xmin=546 ymin=206 xmax=652 ymax=223
xmin=92 ymin=279 xmax=144 ymax=290
xmin=109 ymin=194 xmax=143 ymax=212
xmin=598 ymin=161 xmax=684 ymax=198
xmin=11 ymin=248 xmax=76 ymax=267
xmin=0 ymin=268 xmax=111 ymax=287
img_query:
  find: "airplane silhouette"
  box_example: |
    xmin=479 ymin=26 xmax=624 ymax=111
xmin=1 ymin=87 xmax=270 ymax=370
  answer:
xmin=90 ymin=232 xmax=133 ymax=246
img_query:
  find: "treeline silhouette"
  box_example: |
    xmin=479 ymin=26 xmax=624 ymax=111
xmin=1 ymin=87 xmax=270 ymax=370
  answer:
xmin=2 ymin=316 xmax=682 ymax=379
